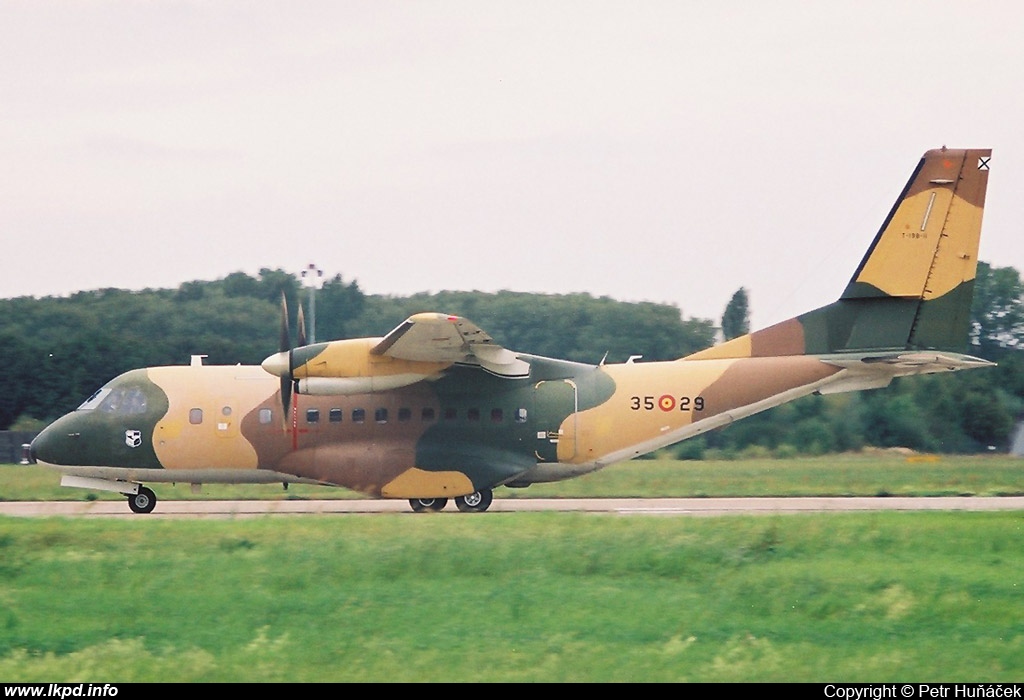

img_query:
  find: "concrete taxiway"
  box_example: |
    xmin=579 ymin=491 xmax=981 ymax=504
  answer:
xmin=0 ymin=496 xmax=1022 ymax=518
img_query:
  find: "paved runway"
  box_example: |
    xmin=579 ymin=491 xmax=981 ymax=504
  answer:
xmin=1 ymin=496 xmax=1023 ymax=518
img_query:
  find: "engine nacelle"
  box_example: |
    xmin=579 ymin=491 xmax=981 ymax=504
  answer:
xmin=297 ymin=374 xmax=430 ymax=395
xmin=262 ymin=338 xmax=450 ymax=395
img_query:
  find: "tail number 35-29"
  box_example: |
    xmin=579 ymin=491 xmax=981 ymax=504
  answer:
xmin=630 ymin=395 xmax=705 ymax=412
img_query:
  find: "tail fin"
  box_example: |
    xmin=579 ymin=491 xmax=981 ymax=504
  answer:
xmin=687 ymin=147 xmax=991 ymax=361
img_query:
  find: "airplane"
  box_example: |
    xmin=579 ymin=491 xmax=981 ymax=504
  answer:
xmin=30 ymin=147 xmax=994 ymax=514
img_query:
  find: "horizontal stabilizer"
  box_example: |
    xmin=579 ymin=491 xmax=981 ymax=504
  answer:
xmin=815 ymin=352 xmax=995 ymax=395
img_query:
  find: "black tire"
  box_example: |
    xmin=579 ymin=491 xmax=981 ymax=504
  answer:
xmin=409 ymin=497 xmax=447 ymax=513
xmin=127 ymin=486 xmax=157 ymax=514
xmin=455 ymin=489 xmax=493 ymax=513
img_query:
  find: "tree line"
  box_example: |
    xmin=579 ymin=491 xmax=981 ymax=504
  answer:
xmin=0 ymin=262 xmax=1020 ymax=456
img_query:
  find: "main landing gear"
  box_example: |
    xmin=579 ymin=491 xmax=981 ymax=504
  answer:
xmin=127 ymin=486 xmax=157 ymax=514
xmin=455 ymin=489 xmax=493 ymax=513
xmin=409 ymin=497 xmax=447 ymax=513
xmin=408 ymin=489 xmax=493 ymax=514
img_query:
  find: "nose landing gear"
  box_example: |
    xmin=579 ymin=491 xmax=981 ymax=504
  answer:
xmin=59 ymin=475 xmax=159 ymax=515
xmin=127 ymin=486 xmax=157 ymax=514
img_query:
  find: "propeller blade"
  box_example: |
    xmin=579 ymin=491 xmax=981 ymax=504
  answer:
xmin=281 ymin=375 xmax=293 ymax=421
xmin=279 ymin=293 xmax=292 ymax=351
xmin=278 ymin=293 xmax=293 ymax=420
xmin=296 ymin=304 xmax=307 ymax=348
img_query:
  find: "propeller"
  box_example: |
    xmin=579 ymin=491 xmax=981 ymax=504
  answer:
xmin=264 ymin=293 xmax=306 ymax=422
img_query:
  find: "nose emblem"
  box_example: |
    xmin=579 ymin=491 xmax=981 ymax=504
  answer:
xmin=125 ymin=430 xmax=142 ymax=448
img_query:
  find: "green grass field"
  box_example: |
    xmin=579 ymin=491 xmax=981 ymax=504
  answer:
xmin=0 ymin=454 xmax=1021 ymax=682
xmin=0 ymin=512 xmax=1021 ymax=682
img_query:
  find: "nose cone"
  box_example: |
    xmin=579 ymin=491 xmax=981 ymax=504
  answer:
xmin=30 ymin=409 xmax=163 ymax=469
xmin=30 ymin=416 xmax=80 ymax=466
xmin=261 ymin=351 xmax=290 ymax=378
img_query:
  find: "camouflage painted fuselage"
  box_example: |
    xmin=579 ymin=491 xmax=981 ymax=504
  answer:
xmin=33 ymin=349 xmax=847 ymax=498
xmin=31 ymin=147 xmax=993 ymax=503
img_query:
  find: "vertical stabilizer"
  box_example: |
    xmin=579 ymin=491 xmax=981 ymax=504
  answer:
xmin=685 ymin=148 xmax=991 ymax=361
xmin=840 ymin=147 xmax=990 ymax=352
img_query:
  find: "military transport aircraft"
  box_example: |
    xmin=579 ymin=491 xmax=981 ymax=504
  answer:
xmin=30 ymin=147 xmax=993 ymax=513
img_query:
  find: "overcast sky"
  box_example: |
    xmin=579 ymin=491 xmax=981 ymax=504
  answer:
xmin=2 ymin=0 xmax=1021 ymax=331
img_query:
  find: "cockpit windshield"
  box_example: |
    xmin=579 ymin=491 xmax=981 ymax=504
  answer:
xmin=77 ymin=388 xmax=111 ymax=411
xmin=77 ymin=386 xmax=149 ymax=415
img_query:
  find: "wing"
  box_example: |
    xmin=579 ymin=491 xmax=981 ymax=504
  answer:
xmin=372 ymin=313 xmax=530 ymax=378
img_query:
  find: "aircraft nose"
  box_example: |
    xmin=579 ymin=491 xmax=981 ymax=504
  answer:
xmin=29 ymin=428 xmax=50 ymax=464
xmin=29 ymin=417 xmax=80 ymax=466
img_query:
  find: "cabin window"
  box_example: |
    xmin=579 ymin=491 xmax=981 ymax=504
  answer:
xmin=514 ymin=407 xmax=528 ymax=423
xmin=189 ymin=408 xmax=203 ymax=425
xmin=353 ymin=409 xmax=365 ymax=424
xmin=444 ymin=407 xmax=457 ymax=421
xmin=306 ymin=409 xmax=320 ymax=423
xmin=467 ymin=408 xmax=480 ymax=422
xmin=491 ymin=408 xmax=504 ymax=423
xmin=398 ymin=407 xmax=412 ymax=422
xmin=329 ymin=408 xmax=343 ymax=423
xmin=421 ymin=407 xmax=436 ymax=422
xmin=375 ymin=408 xmax=388 ymax=424
xmin=259 ymin=408 xmax=273 ymax=425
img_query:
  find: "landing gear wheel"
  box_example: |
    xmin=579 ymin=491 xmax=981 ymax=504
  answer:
xmin=127 ymin=486 xmax=157 ymax=514
xmin=409 ymin=497 xmax=447 ymax=513
xmin=455 ymin=489 xmax=493 ymax=513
